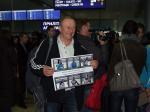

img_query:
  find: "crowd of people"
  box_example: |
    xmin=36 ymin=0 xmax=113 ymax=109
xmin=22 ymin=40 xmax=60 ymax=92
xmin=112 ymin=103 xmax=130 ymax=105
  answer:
xmin=0 ymin=16 xmax=150 ymax=112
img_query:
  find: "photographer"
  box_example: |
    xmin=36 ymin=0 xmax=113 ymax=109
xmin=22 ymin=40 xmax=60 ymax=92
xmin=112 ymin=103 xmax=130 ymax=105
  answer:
xmin=91 ymin=29 xmax=120 ymax=112
xmin=95 ymin=31 xmax=109 ymax=65
xmin=93 ymin=30 xmax=120 ymax=65
xmin=77 ymin=19 xmax=109 ymax=112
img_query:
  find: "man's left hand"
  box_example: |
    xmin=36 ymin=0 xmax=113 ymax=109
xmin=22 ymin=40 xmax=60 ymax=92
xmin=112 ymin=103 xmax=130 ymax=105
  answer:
xmin=90 ymin=60 xmax=98 ymax=69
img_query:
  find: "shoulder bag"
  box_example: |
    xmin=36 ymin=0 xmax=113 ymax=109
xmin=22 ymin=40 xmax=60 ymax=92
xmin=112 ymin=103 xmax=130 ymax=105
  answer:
xmin=110 ymin=42 xmax=140 ymax=91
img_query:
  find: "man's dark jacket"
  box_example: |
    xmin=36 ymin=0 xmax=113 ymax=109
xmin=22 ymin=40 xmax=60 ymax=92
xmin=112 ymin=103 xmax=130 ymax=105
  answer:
xmin=30 ymin=36 xmax=87 ymax=110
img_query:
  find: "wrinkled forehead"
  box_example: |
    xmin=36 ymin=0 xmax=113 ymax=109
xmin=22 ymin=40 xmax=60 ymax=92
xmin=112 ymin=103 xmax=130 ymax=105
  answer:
xmin=61 ymin=18 xmax=76 ymax=27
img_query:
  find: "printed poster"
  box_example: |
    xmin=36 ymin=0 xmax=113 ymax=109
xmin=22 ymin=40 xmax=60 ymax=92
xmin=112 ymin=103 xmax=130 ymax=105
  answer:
xmin=51 ymin=54 xmax=94 ymax=91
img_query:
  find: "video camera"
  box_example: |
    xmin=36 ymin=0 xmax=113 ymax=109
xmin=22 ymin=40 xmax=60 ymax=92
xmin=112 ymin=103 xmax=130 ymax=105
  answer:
xmin=89 ymin=28 xmax=119 ymax=42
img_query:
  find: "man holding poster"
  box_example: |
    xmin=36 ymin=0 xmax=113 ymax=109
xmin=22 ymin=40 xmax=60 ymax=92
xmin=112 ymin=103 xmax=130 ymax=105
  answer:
xmin=30 ymin=16 xmax=98 ymax=112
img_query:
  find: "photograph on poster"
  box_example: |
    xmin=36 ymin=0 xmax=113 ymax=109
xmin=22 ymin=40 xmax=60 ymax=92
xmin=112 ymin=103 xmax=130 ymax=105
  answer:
xmin=55 ymin=76 xmax=68 ymax=90
xmin=68 ymin=57 xmax=80 ymax=69
xmin=53 ymin=58 xmax=67 ymax=71
xmin=80 ymin=55 xmax=93 ymax=67
xmin=68 ymin=75 xmax=81 ymax=87
xmin=81 ymin=72 xmax=94 ymax=85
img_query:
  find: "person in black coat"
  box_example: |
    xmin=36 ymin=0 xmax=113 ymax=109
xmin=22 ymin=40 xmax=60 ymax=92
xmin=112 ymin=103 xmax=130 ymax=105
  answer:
xmin=0 ymin=30 xmax=17 ymax=112
xmin=16 ymin=32 xmax=29 ymax=108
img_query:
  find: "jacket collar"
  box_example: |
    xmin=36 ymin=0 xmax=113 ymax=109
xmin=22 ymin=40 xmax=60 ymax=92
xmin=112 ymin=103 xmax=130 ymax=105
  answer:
xmin=121 ymin=34 xmax=140 ymax=43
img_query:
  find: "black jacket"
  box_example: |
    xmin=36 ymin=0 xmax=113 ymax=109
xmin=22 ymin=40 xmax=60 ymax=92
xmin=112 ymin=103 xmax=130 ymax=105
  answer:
xmin=17 ymin=43 xmax=28 ymax=78
xmin=0 ymin=38 xmax=17 ymax=107
xmin=30 ymin=36 xmax=87 ymax=109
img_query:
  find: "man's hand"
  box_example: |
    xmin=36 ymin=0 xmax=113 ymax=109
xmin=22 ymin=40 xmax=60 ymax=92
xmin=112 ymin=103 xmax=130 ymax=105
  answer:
xmin=90 ymin=60 xmax=99 ymax=69
xmin=146 ymin=88 xmax=150 ymax=96
xmin=43 ymin=65 xmax=54 ymax=77
xmin=98 ymin=39 xmax=108 ymax=45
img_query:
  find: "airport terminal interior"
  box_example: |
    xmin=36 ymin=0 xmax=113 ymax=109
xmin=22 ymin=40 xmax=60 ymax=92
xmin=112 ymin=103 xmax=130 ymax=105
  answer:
xmin=0 ymin=0 xmax=150 ymax=112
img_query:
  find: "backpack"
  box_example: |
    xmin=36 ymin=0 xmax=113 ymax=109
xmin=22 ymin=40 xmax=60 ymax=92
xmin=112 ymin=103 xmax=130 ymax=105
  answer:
xmin=25 ymin=38 xmax=52 ymax=112
xmin=26 ymin=47 xmax=40 ymax=92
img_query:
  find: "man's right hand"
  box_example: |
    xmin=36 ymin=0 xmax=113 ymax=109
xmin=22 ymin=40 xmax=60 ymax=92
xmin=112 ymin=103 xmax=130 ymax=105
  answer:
xmin=43 ymin=65 xmax=54 ymax=77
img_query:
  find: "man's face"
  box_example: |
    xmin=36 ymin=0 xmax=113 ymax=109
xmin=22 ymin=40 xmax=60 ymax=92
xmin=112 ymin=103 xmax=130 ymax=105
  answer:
xmin=60 ymin=18 xmax=76 ymax=41
xmin=48 ymin=28 xmax=55 ymax=37
xmin=82 ymin=22 xmax=92 ymax=37
xmin=137 ymin=28 xmax=144 ymax=38
xmin=85 ymin=22 xmax=92 ymax=37
xmin=21 ymin=34 xmax=28 ymax=44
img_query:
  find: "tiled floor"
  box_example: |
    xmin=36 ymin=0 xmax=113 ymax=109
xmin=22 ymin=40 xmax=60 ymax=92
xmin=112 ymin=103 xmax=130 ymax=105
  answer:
xmin=12 ymin=104 xmax=35 ymax=112
xmin=12 ymin=93 xmax=35 ymax=112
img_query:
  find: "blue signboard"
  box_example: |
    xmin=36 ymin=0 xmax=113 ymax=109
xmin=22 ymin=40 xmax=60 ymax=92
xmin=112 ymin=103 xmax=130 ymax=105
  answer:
xmin=43 ymin=9 xmax=60 ymax=20
xmin=54 ymin=0 xmax=105 ymax=9
xmin=0 ymin=11 xmax=12 ymax=21
xmin=0 ymin=9 xmax=60 ymax=21
xmin=27 ymin=9 xmax=44 ymax=20
xmin=12 ymin=10 xmax=27 ymax=20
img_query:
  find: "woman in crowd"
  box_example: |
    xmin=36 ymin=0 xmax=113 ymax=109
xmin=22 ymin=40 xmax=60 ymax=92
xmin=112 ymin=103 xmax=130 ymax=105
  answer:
xmin=108 ymin=20 xmax=146 ymax=112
